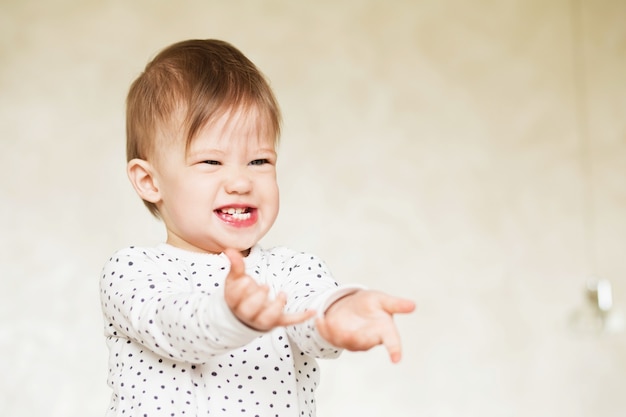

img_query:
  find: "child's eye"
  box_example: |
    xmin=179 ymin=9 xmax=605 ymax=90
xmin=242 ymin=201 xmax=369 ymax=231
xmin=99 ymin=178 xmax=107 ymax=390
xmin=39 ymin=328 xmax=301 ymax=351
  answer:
xmin=249 ymin=159 xmax=270 ymax=166
xmin=203 ymin=160 xmax=221 ymax=165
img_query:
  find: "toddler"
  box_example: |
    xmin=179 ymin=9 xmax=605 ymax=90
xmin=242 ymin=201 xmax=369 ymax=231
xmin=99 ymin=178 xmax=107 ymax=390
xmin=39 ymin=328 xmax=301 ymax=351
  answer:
xmin=100 ymin=39 xmax=415 ymax=417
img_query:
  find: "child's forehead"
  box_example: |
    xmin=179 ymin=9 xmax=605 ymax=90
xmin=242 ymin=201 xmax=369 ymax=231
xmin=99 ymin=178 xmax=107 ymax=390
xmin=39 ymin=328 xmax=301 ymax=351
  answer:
xmin=188 ymin=107 xmax=276 ymax=151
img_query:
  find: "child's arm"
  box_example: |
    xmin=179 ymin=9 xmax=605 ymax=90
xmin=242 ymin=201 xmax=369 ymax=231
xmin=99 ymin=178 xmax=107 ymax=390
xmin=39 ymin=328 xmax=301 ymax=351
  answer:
xmin=315 ymin=290 xmax=415 ymax=363
xmin=101 ymin=247 xmax=270 ymax=362
xmin=223 ymin=249 xmax=414 ymax=362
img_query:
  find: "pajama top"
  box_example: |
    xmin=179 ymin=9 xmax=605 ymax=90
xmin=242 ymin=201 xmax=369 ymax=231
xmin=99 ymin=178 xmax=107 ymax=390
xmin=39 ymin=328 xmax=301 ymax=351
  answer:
xmin=100 ymin=243 xmax=359 ymax=417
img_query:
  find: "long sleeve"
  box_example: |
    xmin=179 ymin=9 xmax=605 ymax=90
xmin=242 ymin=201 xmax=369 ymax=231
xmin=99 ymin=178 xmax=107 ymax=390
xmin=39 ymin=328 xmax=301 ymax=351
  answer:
xmin=100 ymin=246 xmax=262 ymax=362
xmin=261 ymin=249 xmax=361 ymax=359
xmin=101 ymin=244 xmax=357 ymax=417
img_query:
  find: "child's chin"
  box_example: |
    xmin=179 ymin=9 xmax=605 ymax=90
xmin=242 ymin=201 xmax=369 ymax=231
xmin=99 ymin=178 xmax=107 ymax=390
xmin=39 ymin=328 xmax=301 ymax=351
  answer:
xmin=218 ymin=239 xmax=255 ymax=254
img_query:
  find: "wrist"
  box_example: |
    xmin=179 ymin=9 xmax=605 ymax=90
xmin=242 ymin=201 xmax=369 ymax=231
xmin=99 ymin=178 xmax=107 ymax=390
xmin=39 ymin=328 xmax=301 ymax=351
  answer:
xmin=319 ymin=285 xmax=365 ymax=317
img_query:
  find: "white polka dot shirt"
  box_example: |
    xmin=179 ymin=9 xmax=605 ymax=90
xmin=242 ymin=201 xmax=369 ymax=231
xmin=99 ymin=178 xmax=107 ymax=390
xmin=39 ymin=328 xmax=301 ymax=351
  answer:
xmin=100 ymin=243 xmax=359 ymax=417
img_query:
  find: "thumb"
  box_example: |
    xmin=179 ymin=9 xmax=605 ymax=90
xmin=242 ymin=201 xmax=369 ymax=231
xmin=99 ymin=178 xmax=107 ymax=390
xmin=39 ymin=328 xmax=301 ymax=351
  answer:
xmin=224 ymin=248 xmax=246 ymax=280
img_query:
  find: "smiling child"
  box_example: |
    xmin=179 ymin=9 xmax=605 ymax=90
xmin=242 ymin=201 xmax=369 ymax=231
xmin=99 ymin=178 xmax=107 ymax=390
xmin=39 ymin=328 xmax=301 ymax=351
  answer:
xmin=100 ymin=39 xmax=414 ymax=417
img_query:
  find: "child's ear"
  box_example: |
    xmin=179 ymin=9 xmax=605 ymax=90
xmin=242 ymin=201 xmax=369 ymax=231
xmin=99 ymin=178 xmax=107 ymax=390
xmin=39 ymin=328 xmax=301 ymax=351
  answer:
xmin=127 ymin=159 xmax=161 ymax=203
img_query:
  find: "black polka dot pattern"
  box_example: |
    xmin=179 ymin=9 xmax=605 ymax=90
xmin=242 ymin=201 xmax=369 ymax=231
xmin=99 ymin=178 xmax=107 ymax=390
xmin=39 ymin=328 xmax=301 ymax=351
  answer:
xmin=100 ymin=244 xmax=346 ymax=417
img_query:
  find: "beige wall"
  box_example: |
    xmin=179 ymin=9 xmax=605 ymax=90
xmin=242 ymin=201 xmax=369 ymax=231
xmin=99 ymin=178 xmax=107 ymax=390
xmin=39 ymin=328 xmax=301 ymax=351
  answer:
xmin=1 ymin=0 xmax=625 ymax=416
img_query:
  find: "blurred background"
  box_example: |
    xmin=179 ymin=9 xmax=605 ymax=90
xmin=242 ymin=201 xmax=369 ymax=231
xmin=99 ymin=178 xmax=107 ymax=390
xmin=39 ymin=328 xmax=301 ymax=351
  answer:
xmin=1 ymin=0 xmax=625 ymax=416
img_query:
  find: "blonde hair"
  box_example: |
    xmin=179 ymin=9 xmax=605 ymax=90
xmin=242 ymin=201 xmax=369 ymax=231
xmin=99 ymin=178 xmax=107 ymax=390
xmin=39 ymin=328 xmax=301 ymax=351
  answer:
xmin=126 ymin=39 xmax=282 ymax=217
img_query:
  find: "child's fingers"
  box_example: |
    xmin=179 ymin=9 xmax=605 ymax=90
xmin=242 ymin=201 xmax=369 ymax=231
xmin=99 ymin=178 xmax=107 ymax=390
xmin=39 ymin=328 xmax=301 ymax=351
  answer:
xmin=224 ymin=248 xmax=246 ymax=281
xmin=248 ymin=291 xmax=287 ymax=329
xmin=380 ymin=294 xmax=416 ymax=315
xmin=223 ymin=248 xmax=269 ymax=317
xmin=234 ymin=284 xmax=270 ymax=318
xmin=253 ymin=293 xmax=316 ymax=329
xmin=233 ymin=291 xmax=315 ymax=331
xmin=223 ymin=250 xmax=321 ymax=330
xmin=380 ymin=324 xmax=404 ymax=363
xmin=378 ymin=295 xmax=412 ymax=363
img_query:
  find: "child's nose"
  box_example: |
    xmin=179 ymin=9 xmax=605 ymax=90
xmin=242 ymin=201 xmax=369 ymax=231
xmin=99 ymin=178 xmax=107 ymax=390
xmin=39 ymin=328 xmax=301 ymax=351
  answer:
xmin=224 ymin=167 xmax=252 ymax=194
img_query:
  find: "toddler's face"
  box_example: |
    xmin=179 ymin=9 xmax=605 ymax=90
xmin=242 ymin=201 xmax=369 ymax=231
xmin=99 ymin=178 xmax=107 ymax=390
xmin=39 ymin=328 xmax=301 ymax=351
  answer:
xmin=151 ymin=107 xmax=279 ymax=254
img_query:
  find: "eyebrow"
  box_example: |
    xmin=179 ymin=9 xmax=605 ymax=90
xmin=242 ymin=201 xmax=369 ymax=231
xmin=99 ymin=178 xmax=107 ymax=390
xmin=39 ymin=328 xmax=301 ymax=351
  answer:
xmin=185 ymin=148 xmax=224 ymax=161
xmin=254 ymin=147 xmax=277 ymax=155
xmin=186 ymin=145 xmax=276 ymax=160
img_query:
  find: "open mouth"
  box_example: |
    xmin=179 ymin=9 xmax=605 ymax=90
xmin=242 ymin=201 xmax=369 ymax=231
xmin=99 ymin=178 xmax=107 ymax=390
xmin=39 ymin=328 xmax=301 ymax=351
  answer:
xmin=215 ymin=207 xmax=253 ymax=221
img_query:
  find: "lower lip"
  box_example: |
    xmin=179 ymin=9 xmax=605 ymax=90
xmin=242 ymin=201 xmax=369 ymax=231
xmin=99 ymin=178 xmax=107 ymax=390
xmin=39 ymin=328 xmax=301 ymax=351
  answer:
xmin=215 ymin=209 xmax=258 ymax=228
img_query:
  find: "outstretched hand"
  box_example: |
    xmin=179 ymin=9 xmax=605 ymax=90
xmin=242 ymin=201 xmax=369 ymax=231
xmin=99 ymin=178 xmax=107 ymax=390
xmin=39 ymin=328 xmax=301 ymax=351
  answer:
xmin=223 ymin=249 xmax=316 ymax=331
xmin=316 ymin=290 xmax=415 ymax=363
